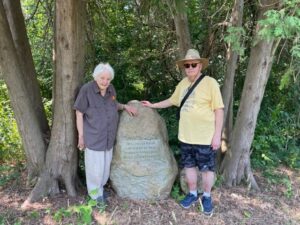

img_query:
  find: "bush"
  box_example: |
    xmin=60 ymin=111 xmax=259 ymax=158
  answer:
xmin=0 ymin=81 xmax=23 ymax=162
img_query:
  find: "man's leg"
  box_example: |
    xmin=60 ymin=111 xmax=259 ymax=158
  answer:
xmin=197 ymin=146 xmax=216 ymax=216
xmin=186 ymin=167 xmax=198 ymax=195
xmin=200 ymin=171 xmax=215 ymax=216
xmin=202 ymin=171 xmax=214 ymax=194
xmin=179 ymin=143 xmax=199 ymax=209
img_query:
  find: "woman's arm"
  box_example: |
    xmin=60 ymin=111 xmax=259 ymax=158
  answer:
xmin=118 ymin=103 xmax=138 ymax=116
xmin=76 ymin=110 xmax=85 ymax=150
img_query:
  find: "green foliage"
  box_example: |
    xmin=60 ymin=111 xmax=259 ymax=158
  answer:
xmin=0 ymin=214 xmax=21 ymax=225
xmin=258 ymin=0 xmax=300 ymax=43
xmin=252 ymin=31 xmax=300 ymax=170
xmin=256 ymin=0 xmax=300 ymax=87
xmin=160 ymin=108 xmax=180 ymax=159
xmin=0 ymin=163 xmax=23 ymax=187
xmin=279 ymin=69 xmax=293 ymax=90
xmin=261 ymin=168 xmax=294 ymax=199
xmin=22 ymin=0 xmax=54 ymax=100
xmin=53 ymin=198 xmax=101 ymax=224
xmin=27 ymin=211 xmax=40 ymax=219
xmin=252 ymin=104 xmax=300 ymax=168
xmin=53 ymin=207 xmax=72 ymax=222
xmin=170 ymin=182 xmax=185 ymax=202
xmin=224 ymin=26 xmax=246 ymax=55
xmin=214 ymin=174 xmax=224 ymax=188
xmin=283 ymin=177 xmax=294 ymax=199
xmin=0 ymin=82 xmax=23 ymax=162
xmin=243 ymin=210 xmax=252 ymax=219
xmin=86 ymin=0 xmax=180 ymax=104
xmin=258 ymin=10 xmax=300 ymax=40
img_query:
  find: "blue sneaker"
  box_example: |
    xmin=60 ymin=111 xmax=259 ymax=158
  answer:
xmin=200 ymin=196 xmax=213 ymax=216
xmin=179 ymin=193 xmax=199 ymax=209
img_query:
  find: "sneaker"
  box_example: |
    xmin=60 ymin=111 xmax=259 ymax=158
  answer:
xmin=200 ymin=196 xmax=213 ymax=216
xmin=179 ymin=193 xmax=199 ymax=209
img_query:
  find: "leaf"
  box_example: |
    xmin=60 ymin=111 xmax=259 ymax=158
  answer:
xmin=243 ymin=210 xmax=252 ymax=218
xmin=279 ymin=70 xmax=292 ymax=90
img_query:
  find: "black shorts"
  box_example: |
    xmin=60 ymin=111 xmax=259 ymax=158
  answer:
xmin=180 ymin=142 xmax=216 ymax=172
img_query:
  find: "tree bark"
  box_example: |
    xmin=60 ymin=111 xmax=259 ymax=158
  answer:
xmin=222 ymin=0 xmax=244 ymax=125
xmin=220 ymin=0 xmax=244 ymax=160
xmin=27 ymin=0 xmax=85 ymax=203
xmin=3 ymin=0 xmax=50 ymax=138
xmin=0 ymin=1 xmax=46 ymax=183
xmin=167 ymin=0 xmax=191 ymax=58
xmin=221 ymin=0 xmax=279 ymax=189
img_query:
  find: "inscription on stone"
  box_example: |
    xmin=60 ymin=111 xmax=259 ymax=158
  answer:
xmin=120 ymin=139 xmax=161 ymax=161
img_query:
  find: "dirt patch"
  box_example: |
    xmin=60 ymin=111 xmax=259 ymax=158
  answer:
xmin=0 ymin=166 xmax=299 ymax=225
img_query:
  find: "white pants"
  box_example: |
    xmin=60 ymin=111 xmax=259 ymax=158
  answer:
xmin=84 ymin=148 xmax=113 ymax=200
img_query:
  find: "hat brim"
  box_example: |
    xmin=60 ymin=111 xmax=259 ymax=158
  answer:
xmin=176 ymin=58 xmax=209 ymax=70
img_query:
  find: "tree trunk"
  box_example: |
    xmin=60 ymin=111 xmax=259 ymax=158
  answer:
xmin=221 ymin=0 xmax=279 ymax=189
xmin=0 ymin=1 xmax=46 ymax=184
xmin=167 ymin=0 xmax=191 ymax=58
xmin=3 ymin=0 xmax=50 ymax=139
xmin=26 ymin=0 xmax=85 ymax=203
xmin=220 ymin=0 xmax=244 ymax=159
xmin=222 ymin=0 xmax=244 ymax=124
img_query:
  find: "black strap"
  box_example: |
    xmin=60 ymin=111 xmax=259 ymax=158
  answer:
xmin=176 ymin=74 xmax=206 ymax=120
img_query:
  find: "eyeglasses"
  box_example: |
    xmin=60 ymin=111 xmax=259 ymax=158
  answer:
xmin=183 ymin=63 xmax=198 ymax=69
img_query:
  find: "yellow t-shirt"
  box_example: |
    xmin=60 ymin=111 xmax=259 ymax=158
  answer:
xmin=169 ymin=76 xmax=224 ymax=145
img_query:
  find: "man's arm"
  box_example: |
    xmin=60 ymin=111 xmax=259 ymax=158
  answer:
xmin=76 ymin=110 xmax=85 ymax=150
xmin=141 ymin=99 xmax=173 ymax=109
xmin=211 ymin=108 xmax=224 ymax=150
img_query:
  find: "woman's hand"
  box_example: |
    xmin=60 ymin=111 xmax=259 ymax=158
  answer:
xmin=78 ymin=136 xmax=85 ymax=151
xmin=124 ymin=105 xmax=138 ymax=116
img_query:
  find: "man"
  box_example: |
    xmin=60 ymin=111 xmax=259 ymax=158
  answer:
xmin=74 ymin=62 xmax=137 ymax=206
xmin=142 ymin=49 xmax=224 ymax=216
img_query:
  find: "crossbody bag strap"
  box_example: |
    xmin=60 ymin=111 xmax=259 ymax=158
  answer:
xmin=177 ymin=74 xmax=206 ymax=120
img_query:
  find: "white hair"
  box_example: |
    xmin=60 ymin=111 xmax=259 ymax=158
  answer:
xmin=92 ymin=63 xmax=114 ymax=80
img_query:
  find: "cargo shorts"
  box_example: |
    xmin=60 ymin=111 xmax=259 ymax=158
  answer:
xmin=180 ymin=142 xmax=216 ymax=172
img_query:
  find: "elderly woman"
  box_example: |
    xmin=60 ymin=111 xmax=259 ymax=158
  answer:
xmin=74 ymin=63 xmax=137 ymax=205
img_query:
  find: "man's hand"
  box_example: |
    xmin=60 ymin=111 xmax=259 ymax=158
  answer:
xmin=141 ymin=100 xmax=154 ymax=108
xmin=211 ymin=133 xmax=221 ymax=150
xmin=78 ymin=136 xmax=85 ymax=151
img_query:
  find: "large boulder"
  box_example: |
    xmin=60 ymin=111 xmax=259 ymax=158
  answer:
xmin=110 ymin=101 xmax=178 ymax=200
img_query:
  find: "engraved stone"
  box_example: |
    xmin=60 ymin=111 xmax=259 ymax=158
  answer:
xmin=110 ymin=101 xmax=178 ymax=200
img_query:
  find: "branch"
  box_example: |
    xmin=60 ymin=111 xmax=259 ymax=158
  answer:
xmin=209 ymin=0 xmax=228 ymax=19
xmin=25 ymin=0 xmax=41 ymax=22
xmin=258 ymin=0 xmax=280 ymax=8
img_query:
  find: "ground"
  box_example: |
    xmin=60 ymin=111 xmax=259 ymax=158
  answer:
xmin=0 ymin=166 xmax=299 ymax=225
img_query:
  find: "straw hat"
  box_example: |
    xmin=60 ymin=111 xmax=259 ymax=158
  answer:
xmin=176 ymin=49 xmax=209 ymax=70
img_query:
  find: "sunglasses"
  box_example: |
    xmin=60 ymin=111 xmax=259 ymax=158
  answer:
xmin=183 ymin=63 xmax=198 ymax=69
